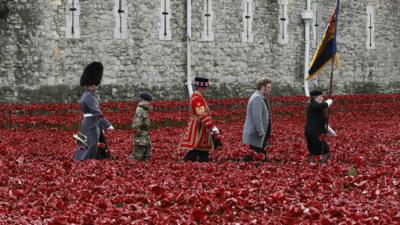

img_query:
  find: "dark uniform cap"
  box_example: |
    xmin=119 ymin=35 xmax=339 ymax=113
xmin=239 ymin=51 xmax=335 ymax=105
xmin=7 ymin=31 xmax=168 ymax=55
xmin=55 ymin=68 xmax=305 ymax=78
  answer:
xmin=80 ymin=62 xmax=104 ymax=87
xmin=140 ymin=92 xmax=153 ymax=101
xmin=192 ymin=77 xmax=209 ymax=87
xmin=310 ymin=90 xmax=323 ymax=97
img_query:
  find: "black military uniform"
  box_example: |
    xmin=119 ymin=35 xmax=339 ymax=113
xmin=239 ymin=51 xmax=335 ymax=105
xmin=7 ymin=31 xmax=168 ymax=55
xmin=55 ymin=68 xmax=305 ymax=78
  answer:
xmin=304 ymin=90 xmax=332 ymax=164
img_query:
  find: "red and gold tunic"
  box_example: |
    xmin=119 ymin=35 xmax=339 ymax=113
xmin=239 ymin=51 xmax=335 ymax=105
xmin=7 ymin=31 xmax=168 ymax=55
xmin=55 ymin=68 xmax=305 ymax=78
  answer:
xmin=180 ymin=91 xmax=215 ymax=151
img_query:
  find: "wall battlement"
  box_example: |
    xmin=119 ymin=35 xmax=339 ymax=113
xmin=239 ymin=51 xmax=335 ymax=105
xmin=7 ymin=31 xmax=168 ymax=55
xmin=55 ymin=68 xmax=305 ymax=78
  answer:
xmin=0 ymin=0 xmax=399 ymax=103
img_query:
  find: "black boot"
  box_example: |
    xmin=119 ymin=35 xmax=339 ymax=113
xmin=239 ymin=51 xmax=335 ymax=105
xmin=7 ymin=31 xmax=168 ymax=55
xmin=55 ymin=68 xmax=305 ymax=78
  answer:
xmin=262 ymin=152 xmax=269 ymax=162
xmin=321 ymin=152 xmax=330 ymax=164
xmin=242 ymin=155 xmax=254 ymax=162
xmin=308 ymin=155 xmax=317 ymax=165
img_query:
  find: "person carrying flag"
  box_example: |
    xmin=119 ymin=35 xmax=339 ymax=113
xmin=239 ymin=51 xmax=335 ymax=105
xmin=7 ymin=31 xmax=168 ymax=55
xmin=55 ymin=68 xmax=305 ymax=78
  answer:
xmin=305 ymin=0 xmax=340 ymax=165
xmin=305 ymin=90 xmax=336 ymax=165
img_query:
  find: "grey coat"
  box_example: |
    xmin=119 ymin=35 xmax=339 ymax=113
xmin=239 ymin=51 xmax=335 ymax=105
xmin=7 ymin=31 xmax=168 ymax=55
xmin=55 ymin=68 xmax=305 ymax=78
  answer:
xmin=73 ymin=90 xmax=111 ymax=161
xmin=242 ymin=91 xmax=271 ymax=148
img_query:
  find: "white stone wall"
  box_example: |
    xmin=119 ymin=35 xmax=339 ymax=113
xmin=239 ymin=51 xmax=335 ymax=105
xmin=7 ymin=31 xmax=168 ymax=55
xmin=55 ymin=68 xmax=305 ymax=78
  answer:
xmin=0 ymin=0 xmax=399 ymax=103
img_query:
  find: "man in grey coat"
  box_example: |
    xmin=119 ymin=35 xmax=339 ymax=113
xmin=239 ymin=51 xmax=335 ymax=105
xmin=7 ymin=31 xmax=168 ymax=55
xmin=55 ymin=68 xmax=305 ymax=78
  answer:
xmin=242 ymin=78 xmax=272 ymax=161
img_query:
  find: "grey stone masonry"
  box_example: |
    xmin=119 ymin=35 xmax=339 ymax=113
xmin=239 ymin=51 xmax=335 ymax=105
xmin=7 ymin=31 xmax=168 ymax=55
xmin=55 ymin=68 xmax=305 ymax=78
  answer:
xmin=0 ymin=0 xmax=399 ymax=103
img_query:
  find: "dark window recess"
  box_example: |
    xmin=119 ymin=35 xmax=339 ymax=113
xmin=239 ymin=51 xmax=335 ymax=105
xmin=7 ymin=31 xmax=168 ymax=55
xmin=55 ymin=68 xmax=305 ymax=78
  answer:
xmin=0 ymin=5 xmax=9 ymax=19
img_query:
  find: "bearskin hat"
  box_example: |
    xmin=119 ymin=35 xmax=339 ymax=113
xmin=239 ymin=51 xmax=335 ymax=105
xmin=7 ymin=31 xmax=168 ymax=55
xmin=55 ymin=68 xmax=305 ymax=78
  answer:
xmin=80 ymin=62 xmax=104 ymax=87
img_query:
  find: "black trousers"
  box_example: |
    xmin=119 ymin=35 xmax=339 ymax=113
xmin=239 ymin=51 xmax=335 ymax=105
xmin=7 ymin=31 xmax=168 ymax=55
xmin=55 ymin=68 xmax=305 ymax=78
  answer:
xmin=97 ymin=130 xmax=111 ymax=159
xmin=250 ymin=135 xmax=269 ymax=154
xmin=183 ymin=149 xmax=209 ymax=162
xmin=243 ymin=137 xmax=269 ymax=162
xmin=305 ymin=133 xmax=329 ymax=156
xmin=250 ymin=145 xmax=267 ymax=154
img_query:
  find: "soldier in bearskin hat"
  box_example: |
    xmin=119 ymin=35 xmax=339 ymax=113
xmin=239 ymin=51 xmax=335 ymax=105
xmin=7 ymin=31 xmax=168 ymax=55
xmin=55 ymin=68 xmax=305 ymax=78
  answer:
xmin=180 ymin=77 xmax=220 ymax=162
xmin=73 ymin=61 xmax=114 ymax=161
xmin=305 ymin=90 xmax=336 ymax=165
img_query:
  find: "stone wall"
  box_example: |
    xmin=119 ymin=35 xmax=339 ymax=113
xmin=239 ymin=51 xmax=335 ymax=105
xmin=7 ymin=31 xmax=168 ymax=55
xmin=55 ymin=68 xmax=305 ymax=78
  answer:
xmin=0 ymin=0 xmax=399 ymax=103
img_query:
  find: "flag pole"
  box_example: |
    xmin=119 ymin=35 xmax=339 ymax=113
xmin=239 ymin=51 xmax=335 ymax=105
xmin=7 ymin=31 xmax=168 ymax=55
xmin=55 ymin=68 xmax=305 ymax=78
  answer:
xmin=321 ymin=55 xmax=335 ymax=163
xmin=326 ymin=55 xmax=336 ymax=124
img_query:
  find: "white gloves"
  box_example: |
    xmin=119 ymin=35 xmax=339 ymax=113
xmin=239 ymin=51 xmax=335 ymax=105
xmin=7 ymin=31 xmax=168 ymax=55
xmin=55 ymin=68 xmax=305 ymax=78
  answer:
xmin=108 ymin=125 xmax=115 ymax=130
xmin=212 ymin=126 xmax=220 ymax=134
xmin=325 ymin=99 xmax=333 ymax=107
xmin=327 ymin=125 xmax=337 ymax=136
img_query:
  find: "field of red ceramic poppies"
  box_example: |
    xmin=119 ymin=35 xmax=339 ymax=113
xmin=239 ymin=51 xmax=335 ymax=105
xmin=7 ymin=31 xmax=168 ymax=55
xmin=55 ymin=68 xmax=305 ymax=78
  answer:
xmin=0 ymin=94 xmax=399 ymax=224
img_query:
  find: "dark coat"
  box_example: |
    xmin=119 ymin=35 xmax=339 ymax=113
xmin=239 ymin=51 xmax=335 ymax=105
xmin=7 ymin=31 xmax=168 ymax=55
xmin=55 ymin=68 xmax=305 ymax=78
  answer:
xmin=304 ymin=100 xmax=329 ymax=155
xmin=305 ymin=101 xmax=328 ymax=135
xmin=73 ymin=90 xmax=111 ymax=161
